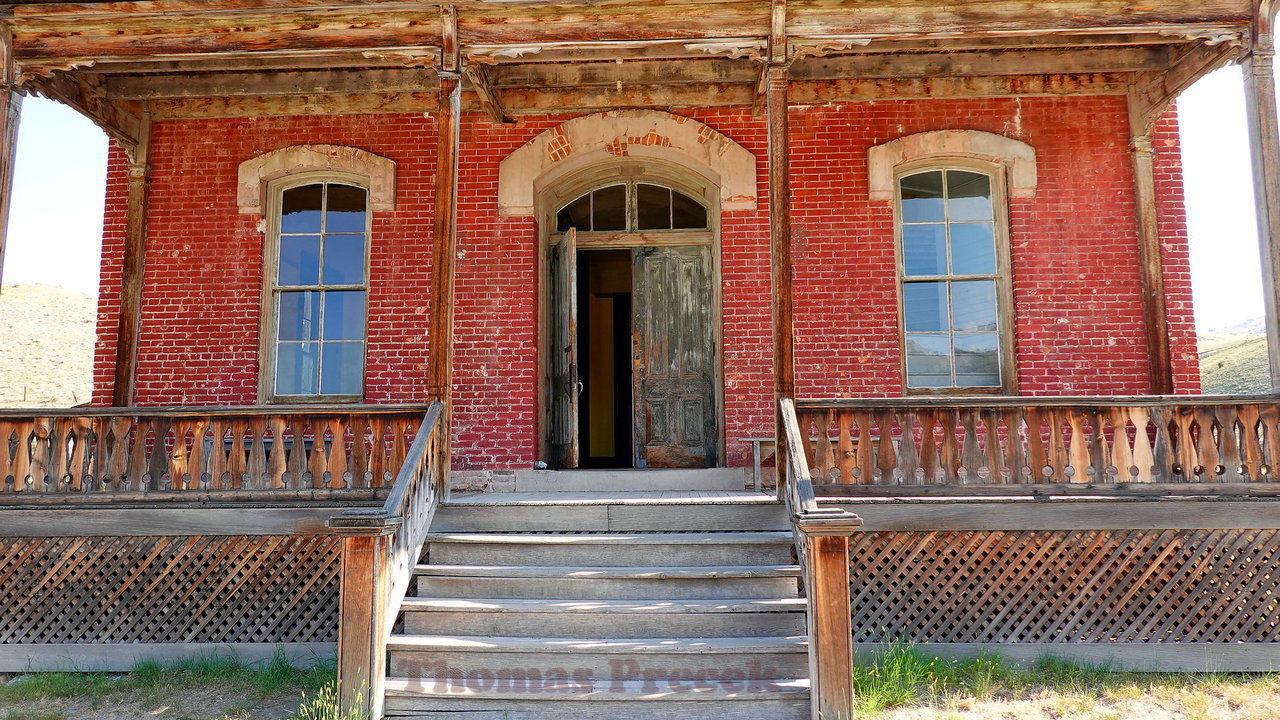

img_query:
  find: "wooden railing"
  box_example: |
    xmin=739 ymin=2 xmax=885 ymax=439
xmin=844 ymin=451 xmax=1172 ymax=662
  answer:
xmin=0 ymin=405 xmax=427 ymax=495
xmin=779 ymin=399 xmax=861 ymax=720
xmin=795 ymin=397 xmax=1280 ymax=495
xmin=328 ymin=401 xmax=447 ymax=718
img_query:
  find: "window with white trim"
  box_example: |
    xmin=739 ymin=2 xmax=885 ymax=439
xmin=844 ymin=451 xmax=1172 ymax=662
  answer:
xmin=266 ymin=179 xmax=369 ymax=401
xmin=898 ymin=167 xmax=1011 ymax=392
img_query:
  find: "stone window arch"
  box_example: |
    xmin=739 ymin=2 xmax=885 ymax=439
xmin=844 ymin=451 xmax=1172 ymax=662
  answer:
xmin=498 ymin=110 xmax=756 ymax=218
xmin=867 ymin=129 xmax=1036 ymax=202
xmin=237 ymin=144 xmax=396 ymax=215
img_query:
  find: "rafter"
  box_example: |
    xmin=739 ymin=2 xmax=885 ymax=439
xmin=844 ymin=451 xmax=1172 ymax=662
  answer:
xmin=463 ymin=63 xmax=511 ymax=124
xmin=24 ymin=70 xmax=143 ymax=150
xmin=1127 ymin=39 xmax=1243 ymax=133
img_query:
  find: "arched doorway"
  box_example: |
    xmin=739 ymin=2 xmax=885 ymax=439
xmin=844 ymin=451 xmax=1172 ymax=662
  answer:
xmin=543 ymin=166 xmax=721 ymax=470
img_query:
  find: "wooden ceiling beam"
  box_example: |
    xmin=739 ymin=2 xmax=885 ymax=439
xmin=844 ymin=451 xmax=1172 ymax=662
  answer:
xmin=143 ymin=71 xmax=1131 ymax=120
xmin=94 ymin=43 xmax=1173 ymax=102
xmin=106 ymin=68 xmax=438 ymax=100
xmin=792 ymin=46 xmax=1172 ymax=80
xmin=1128 ymin=39 xmax=1244 ymax=133
xmin=463 ymin=63 xmax=512 ymax=124
xmin=25 ymin=70 xmax=143 ymax=148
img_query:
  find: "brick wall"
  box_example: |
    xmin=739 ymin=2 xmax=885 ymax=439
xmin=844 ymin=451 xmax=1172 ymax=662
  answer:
xmin=93 ymin=97 xmax=1198 ymax=471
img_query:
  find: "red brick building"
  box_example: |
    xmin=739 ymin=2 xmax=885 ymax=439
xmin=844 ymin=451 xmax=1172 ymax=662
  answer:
xmin=4 ymin=4 xmax=1280 ymax=717
xmin=89 ymin=98 xmax=1198 ymax=480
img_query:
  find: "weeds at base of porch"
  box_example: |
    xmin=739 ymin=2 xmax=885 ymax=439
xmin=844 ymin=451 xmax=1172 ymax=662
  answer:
xmin=0 ymin=649 xmax=335 ymax=720
xmin=288 ymin=681 xmax=368 ymax=720
xmin=851 ymin=641 xmax=1280 ymax=719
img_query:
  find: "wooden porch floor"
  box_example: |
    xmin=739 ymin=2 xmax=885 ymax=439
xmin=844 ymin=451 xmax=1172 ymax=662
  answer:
xmin=446 ymin=490 xmax=779 ymax=505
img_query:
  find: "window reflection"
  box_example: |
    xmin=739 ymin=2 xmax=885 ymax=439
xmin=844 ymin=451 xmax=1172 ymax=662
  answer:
xmin=899 ymin=168 xmax=1002 ymax=389
xmin=273 ymin=181 xmax=368 ymax=398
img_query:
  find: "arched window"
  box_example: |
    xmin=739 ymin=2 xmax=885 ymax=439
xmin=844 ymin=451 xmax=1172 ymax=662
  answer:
xmin=898 ymin=166 xmax=1012 ymax=392
xmin=265 ymin=178 xmax=369 ymax=401
xmin=555 ymin=182 xmax=708 ymax=233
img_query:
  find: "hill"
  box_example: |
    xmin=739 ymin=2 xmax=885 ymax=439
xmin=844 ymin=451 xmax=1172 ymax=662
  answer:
xmin=1199 ymin=321 xmax=1270 ymax=395
xmin=0 ymin=284 xmax=96 ymax=407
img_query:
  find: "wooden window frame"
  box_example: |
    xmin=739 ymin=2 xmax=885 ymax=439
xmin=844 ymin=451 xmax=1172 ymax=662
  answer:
xmin=258 ymin=171 xmax=373 ymax=405
xmin=893 ymin=158 xmax=1018 ymax=396
xmin=553 ymin=179 xmax=714 ymax=246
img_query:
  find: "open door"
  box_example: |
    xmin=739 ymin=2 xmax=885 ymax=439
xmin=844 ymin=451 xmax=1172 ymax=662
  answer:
xmin=550 ymin=228 xmax=580 ymax=468
xmin=632 ymin=245 xmax=717 ymax=468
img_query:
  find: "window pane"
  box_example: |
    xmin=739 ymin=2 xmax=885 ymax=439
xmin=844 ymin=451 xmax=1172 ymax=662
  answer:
xmin=671 ymin=189 xmax=708 ymax=229
xmin=902 ymin=224 xmax=946 ymax=276
xmin=326 ymin=185 xmax=368 ymax=234
xmin=281 ymin=185 xmax=323 ymax=234
xmin=901 ymin=171 xmax=945 ymax=223
xmin=323 ymin=233 xmax=365 ymax=285
xmin=946 ymin=171 xmax=992 ymax=221
xmin=324 ymin=290 xmax=366 ymax=342
xmin=951 ymin=280 xmax=997 ymax=332
xmin=950 ymin=223 xmax=997 ymax=275
xmin=903 ymin=281 xmax=949 ymax=332
xmin=279 ymin=235 xmax=320 ymax=286
xmin=557 ymin=193 xmax=591 ymax=231
xmin=278 ymin=291 xmax=319 ymax=341
xmin=276 ymin=342 xmax=318 ymax=395
xmin=591 ymin=184 xmax=627 ymax=231
xmin=636 ymin=184 xmax=672 ymax=230
xmin=321 ymin=342 xmax=364 ymax=395
xmin=905 ymin=333 xmax=952 ymax=388
xmin=954 ymin=333 xmax=1000 ymax=386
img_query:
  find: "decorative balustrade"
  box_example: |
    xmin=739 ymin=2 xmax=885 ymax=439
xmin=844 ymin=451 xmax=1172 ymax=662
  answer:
xmin=329 ymin=401 xmax=447 ymax=718
xmin=0 ymin=405 xmax=428 ymax=495
xmin=795 ymin=397 xmax=1280 ymax=493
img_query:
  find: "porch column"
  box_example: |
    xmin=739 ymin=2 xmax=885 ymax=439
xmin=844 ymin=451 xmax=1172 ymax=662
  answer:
xmin=1243 ymin=14 xmax=1280 ymax=392
xmin=768 ymin=64 xmax=795 ymax=486
xmin=428 ymin=6 xmax=461 ymax=480
xmin=0 ymin=25 xmax=22 ymax=290
xmin=1125 ymin=129 xmax=1175 ymax=395
xmin=111 ymin=114 xmax=152 ymax=407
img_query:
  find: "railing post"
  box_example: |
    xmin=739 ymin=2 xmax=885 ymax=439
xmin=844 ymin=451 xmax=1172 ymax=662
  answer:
xmin=330 ymin=514 xmax=399 ymax=719
xmin=797 ymin=514 xmax=861 ymax=720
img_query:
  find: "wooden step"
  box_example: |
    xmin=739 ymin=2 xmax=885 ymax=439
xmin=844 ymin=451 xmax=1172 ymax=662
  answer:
xmin=415 ymin=565 xmax=800 ymax=600
xmin=383 ymin=677 xmax=810 ymax=719
xmin=426 ymin=531 xmax=794 ymax=567
xmin=511 ymin=468 xmax=749 ymax=492
xmin=432 ymin=497 xmax=787 ymax=533
xmin=387 ymin=634 xmax=808 ymax=678
xmin=400 ymin=597 xmax=807 ymax=637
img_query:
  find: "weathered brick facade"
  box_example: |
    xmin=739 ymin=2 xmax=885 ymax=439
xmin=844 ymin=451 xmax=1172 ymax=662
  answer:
xmin=93 ymin=98 xmax=1199 ymax=472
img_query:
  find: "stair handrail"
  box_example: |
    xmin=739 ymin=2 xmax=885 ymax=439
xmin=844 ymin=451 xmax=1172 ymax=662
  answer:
xmin=328 ymin=399 xmax=447 ymax=718
xmin=780 ymin=397 xmax=862 ymax=720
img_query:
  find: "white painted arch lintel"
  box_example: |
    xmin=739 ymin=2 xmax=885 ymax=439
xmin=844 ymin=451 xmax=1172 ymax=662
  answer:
xmin=498 ymin=110 xmax=758 ymax=217
xmin=237 ymin=144 xmax=397 ymax=214
xmin=867 ymin=130 xmax=1037 ymax=202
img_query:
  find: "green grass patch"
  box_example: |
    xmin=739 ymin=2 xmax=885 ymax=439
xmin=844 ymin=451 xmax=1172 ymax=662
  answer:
xmin=851 ymin=642 xmax=1280 ymax=717
xmin=0 ymin=649 xmax=334 ymax=707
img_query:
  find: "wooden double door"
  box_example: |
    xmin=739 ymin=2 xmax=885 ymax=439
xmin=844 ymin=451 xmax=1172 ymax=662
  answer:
xmin=550 ymin=230 xmax=718 ymax=469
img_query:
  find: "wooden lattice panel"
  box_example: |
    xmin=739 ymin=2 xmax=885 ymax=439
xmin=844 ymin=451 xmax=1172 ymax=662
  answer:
xmin=849 ymin=530 xmax=1280 ymax=643
xmin=0 ymin=535 xmax=340 ymax=644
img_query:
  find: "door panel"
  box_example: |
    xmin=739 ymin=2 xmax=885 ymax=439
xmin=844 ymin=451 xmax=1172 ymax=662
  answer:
xmin=632 ymin=245 xmax=717 ymax=468
xmin=550 ymin=229 xmax=579 ymax=468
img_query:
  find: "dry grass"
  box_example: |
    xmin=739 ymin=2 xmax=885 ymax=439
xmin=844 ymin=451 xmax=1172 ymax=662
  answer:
xmin=853 ymin=645 xmax=1280 ymax=720
xmin=0 ymin=284 xmax=95 ymax=408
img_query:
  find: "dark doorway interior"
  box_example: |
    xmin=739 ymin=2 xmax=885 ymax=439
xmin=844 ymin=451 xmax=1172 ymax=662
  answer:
xmin=577 ymin=249 xmax=634 ymax=468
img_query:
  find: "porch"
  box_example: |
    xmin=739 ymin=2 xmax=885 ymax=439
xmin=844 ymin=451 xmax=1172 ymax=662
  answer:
xmin=0 ymin=395 xmax=1277 ymax=719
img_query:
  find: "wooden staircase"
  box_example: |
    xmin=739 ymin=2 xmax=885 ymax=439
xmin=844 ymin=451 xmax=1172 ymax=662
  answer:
xmin=381 ymin=485 xmax=811 ymax=719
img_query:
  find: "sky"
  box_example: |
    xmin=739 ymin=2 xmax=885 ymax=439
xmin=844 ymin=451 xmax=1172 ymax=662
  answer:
xmin=0 ymin=66 xmax=1270 ymax=331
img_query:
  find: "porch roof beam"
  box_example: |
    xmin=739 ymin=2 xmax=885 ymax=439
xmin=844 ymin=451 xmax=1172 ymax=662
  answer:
xmin=98 ymin=44 xmax=1178 ymax=103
